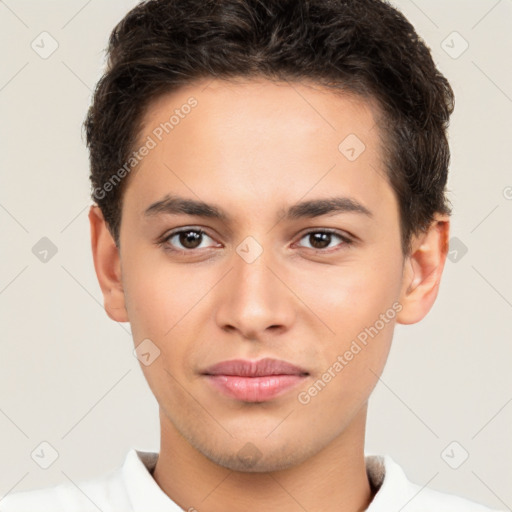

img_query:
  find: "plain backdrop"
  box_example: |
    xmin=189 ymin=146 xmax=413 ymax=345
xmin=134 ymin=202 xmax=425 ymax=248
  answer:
xmin=0 ymin=0 xmax=511 ymax=509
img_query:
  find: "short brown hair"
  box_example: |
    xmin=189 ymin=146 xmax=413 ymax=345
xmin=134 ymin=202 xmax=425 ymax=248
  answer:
xmin=84 ymin=0 xmax=454 ymax=256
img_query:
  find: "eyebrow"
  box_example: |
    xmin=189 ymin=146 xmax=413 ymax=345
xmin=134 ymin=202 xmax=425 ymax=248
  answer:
xmin=143 ymin=194 xmax=373 ymax=222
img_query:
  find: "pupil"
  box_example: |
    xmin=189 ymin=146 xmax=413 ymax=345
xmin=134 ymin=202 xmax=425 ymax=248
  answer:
xmin=180 ymin=231 xmax=201 ymax=249
xmin=311 ymin=232 xmax=330 ymax=249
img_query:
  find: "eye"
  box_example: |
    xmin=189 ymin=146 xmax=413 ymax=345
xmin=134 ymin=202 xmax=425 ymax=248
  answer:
xmin=157 ymin=227 xmax=353 ymax=254
xmin=159 ymin=228 xmax=218 ymax=252
xmin=296 ymin=229 xmax=353 ymax=251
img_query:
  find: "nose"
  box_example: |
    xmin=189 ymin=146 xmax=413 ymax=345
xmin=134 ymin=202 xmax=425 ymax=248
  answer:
xmin=213 ymin=244 xmax=296 ymax=340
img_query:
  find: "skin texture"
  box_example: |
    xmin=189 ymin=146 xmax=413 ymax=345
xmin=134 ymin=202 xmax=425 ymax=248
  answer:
xmin=89 ymin=78 xmax=450 ymax=512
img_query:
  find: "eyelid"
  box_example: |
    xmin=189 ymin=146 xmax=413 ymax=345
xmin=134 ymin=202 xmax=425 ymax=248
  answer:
xmin=293 ymin=228 xmax=354 ymax=249
xmin=159 ymin=226 xmax=218 ymax=249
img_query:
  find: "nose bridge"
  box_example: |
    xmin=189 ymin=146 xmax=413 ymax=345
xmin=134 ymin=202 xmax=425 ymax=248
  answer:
xmin=234 ymin=235 xmax=280 ymax=308
xmin=215 ymin=233 xmax=293 ymax=336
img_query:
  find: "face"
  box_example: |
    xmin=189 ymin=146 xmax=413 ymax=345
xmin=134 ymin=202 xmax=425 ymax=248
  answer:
xmin=94 ymin=78 xmax=434 ymax=472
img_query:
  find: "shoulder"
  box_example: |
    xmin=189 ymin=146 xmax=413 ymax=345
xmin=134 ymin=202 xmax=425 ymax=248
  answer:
xmin=410 ymin=484 xmax=499 ymax=512
xmin=366 ymin=454 xmax=505 ymax=512
xmin=410 ymin=484 xmax=503 ymax=511
xmin=0 ymin=461 xmax=131 ymax=512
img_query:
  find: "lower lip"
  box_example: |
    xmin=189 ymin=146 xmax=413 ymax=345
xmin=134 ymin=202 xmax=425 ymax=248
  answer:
xmin=204 ymin=374 xmax=307 ymax=402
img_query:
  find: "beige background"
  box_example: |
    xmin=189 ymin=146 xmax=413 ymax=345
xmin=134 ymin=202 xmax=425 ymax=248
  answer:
xmin=0 ymin=0 xmax=511 ymax=508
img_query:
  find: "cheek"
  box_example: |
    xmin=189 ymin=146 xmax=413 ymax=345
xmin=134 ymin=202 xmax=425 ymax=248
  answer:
xmin=123 ymin=252 xmax=201 ymax=339
xmin=298 ymin=307 xmax=395 ymax=421
xmin=296 ymin=255 xmax=401 ymax=400
xmin=122 ymin=262 xmax=198 ymax=401
xmin=300 ymin=257 xmax=403 ymax=337
xmin=122 ymin=253 xmax=208 ymax=377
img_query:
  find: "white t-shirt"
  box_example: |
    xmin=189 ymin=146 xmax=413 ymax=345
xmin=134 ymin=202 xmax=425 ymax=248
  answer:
xmin=0 ymin=449 xmax=504 ymax=511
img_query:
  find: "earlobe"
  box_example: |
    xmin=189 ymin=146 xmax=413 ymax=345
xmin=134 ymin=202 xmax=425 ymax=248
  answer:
xmin=396 ymin=215 xmax=450 ymax=325
xmin=88 ymin=205 xmax=129 ymax=323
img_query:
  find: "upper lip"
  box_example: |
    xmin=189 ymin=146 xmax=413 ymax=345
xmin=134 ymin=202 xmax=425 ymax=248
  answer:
xmin=201 ymin=358 xmax=309 ymax=377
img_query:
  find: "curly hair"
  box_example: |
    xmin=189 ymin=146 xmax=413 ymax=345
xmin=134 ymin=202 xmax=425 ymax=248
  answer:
xmin=84 ymin=0 xmax=454 ymax=256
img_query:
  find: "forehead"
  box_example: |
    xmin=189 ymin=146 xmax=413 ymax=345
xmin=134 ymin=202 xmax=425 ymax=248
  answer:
xmin=123 ymin=78 xmax=394 ymax=225
xmin=139 ymin=78 xmax=381 ymax=149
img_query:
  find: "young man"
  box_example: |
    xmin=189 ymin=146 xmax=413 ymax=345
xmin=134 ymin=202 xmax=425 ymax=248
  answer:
xmin=1 ymin=0 xmax=504 ymax=511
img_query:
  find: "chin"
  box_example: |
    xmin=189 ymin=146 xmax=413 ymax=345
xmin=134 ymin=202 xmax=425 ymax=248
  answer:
xmin=200 ymin=438 xmax=316 ymax=473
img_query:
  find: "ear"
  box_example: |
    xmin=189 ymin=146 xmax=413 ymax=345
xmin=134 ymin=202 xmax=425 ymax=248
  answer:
xmin=88 ymin=205 xmax=129 ymax=323
xmin=396 ymin=214 xmax=450 ymax=325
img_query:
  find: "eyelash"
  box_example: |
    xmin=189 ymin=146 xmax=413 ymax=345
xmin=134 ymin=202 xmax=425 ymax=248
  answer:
xmin=157 ymin=227 xmax=354 ymax=254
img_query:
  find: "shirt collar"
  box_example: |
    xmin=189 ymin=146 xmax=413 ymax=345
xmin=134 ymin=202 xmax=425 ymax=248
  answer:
xmin=122 ymin=449 xmax=182 ymax=511
xmin=365 ymin=453 xmax=412 ymax=510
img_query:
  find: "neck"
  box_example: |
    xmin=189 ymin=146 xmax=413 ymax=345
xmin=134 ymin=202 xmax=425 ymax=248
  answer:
xmin=152 ymin=405 xmax=375 ymax=512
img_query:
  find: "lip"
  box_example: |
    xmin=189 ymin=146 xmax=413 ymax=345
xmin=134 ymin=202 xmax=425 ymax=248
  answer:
xmin=201 ymin=358 xmax=309 ymax=402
